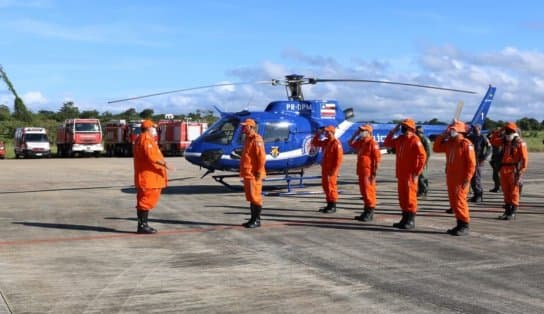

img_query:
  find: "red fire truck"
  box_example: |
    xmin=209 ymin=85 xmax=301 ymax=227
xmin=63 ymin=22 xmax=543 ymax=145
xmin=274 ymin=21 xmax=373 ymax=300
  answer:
xmin=104 ymin=120 xmax=142 ymax=157
xmin=0 ymin=141 xmax=5 ymax=159
xmin=56 ymin=118 xmax=103 ymax=157
xmin=158 ymin=119 xmax=207 ymax=156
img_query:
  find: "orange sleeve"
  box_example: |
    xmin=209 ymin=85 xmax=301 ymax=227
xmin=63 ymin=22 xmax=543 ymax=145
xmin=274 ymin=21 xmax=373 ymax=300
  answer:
xmin=414 ymin=138 xmax=427 ymax=175
xmin=383 ymin=131 xmax=396 ymax=148
xmin=432 ymin=134 xmax=447 ymax=153
xmin=465 ymin=140 xmax=477 ymax=182
xmin=311 ymin=134 xmax=327 ymax=148
xmin=372 ymin=141 xmax=381 ymax=173
xmin=520 ymin=141 xmax=528 ymax=173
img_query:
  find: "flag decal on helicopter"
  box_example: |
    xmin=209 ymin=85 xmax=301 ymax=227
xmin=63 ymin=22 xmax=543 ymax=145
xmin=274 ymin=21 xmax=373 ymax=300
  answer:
xmin=320 ymin=103 xmax=336 ymax=118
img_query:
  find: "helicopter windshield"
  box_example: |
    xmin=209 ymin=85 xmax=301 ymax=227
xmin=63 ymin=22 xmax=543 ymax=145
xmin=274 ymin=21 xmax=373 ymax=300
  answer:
xmin=201 ymin=117 xmax=239 ymax=144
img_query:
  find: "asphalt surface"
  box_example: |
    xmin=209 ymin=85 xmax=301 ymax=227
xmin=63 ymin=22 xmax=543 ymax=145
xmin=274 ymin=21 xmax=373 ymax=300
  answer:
xmin=0 ymin=153 xmax=543 ymax=313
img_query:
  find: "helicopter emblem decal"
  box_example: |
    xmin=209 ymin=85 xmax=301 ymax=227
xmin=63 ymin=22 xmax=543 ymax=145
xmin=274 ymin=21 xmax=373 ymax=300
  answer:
xmin=270 ymin=146 xmax=280 ymax=158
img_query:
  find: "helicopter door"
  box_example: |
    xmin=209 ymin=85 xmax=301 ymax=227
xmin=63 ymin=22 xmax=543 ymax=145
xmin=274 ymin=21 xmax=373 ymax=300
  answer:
xmin=262 ymin=122 xmax=291 ymax=161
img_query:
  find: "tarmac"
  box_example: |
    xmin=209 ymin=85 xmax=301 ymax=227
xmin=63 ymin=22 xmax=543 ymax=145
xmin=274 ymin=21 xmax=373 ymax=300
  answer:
xmin=0 ymin=153 xmax=543 ymax=313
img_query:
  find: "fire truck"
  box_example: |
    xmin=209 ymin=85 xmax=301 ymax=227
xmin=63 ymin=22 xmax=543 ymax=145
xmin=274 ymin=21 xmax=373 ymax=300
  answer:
xmin=0 ymin=141 xmax=5 ymax=159
xmin=158 ymin=119 xmax=208 ymax=156
xmin=104 ymin=120 xmax=142 ymax=157
xmin=56 ymin=118 xmax=103 ymax=157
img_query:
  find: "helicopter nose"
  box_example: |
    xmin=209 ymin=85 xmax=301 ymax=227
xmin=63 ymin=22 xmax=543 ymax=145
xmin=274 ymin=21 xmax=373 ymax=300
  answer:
xmin=201 ymin=149 xmax=223 ymax=167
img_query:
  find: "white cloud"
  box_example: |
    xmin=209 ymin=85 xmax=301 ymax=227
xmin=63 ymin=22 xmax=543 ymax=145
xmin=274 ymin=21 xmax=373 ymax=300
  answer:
xmin=36 ymin=45 xmax=543 ymax=123
xmin=22 ymin=91 xmax=48 ymax=106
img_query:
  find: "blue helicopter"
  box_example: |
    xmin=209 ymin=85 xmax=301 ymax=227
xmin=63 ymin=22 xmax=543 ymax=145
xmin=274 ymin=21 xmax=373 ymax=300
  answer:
xmin=110 ymin=75 xmax=494 ymax=190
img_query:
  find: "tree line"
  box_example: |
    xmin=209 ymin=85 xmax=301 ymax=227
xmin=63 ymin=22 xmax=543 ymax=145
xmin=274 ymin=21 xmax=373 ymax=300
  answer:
xmin=0 ymin=101 xmax=218 ymax=143
xmin=1 ymin=100 xmax=543 ymax=143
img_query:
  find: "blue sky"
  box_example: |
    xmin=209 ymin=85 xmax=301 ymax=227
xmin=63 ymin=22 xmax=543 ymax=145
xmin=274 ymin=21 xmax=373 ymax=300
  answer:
xmin=1 ymin=0 xmax=543 ymax=122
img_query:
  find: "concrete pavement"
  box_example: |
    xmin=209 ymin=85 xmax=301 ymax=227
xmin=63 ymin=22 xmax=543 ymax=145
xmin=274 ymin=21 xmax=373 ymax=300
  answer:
xmin=0 ymin=153 xmax=543 ymax=313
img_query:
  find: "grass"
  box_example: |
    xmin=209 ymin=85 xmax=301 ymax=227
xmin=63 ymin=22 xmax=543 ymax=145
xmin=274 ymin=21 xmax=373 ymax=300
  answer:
xmin=521 ymin=130 xmax=544 ymax=152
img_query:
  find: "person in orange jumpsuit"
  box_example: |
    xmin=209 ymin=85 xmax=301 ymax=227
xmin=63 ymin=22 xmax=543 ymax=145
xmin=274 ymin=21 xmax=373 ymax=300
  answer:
xmin=490 ymin=122 xmax=528 ymax=220
xmin=433 ymin=120 xmax=476 ymax=236
xmin=349 ymin=124 xmax=381 ymax=221
xmin=383 ymin=118 xmax=426 ymax=229
xmin=239 ymin=118 xmax=267 ymax=228
xmin=311 ymin=125 xmax=343 ymax=213
xmin=133 ymin=120 xmax=169 ymax=234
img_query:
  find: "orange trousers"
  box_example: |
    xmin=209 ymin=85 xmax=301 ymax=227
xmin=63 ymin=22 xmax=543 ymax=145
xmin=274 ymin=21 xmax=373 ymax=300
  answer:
xmin=244 ymin=178 xmax=263 ymax=206
xmin=397 ymin=176 xmax=418 ymax=213
xmin=136 ymin=188 xmax=162 ymax=211
xmin=322 ymin=174 xmax=338 ymax=202
xmin=358 ymin=175 xmax=377 ymax=208
xmin=500 ymin=166 xmax=521 ymax=206
xmin=447 ymin=180 xmax=470 ymax=223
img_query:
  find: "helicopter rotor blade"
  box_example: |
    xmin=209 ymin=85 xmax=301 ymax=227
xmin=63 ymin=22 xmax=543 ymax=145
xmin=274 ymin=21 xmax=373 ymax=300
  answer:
xmin=108 ymin=80 xmax=272 ymax=104
xmin=313 ymin=78 xmax=477 ymax=94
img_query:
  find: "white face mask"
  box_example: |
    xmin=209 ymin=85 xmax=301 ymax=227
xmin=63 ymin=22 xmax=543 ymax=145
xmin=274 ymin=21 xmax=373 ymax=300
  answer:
xmin=449 ymin=130 xmax=458 ymax=137
xmin=505 ymin=133 xmax=518 ymax=141
xmin=149 ymin=127 xmax=157 ymax=137
xmin=360 ymin=130 xmax=369 ymax=138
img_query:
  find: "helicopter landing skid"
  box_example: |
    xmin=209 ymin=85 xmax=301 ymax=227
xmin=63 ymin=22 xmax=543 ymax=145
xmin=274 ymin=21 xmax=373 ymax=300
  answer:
xmin=211 ymin=170 xmax=321 ymax=194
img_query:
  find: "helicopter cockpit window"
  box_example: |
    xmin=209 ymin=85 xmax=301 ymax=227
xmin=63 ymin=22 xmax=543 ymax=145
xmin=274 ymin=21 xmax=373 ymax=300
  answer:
xmin=263 ymin=122 xmax=290 ymax=143
xmin=201 ymin=118 xmax=238 ymax=144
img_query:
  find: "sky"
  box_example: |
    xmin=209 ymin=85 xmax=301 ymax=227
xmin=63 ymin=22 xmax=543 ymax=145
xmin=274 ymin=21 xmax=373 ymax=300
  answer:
xmin=1 ymin=0 xmax=543 ymax=123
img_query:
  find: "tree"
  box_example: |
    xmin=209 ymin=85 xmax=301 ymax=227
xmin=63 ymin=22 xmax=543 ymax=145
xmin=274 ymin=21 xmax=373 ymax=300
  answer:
xmin=13 ymin=97 xmax=32 ymax=122
xmin=0 ymin=104 xmax=10 ymax=121
xmin=80 ymin=110 xmax=100 ymax=119
xmin=516 ymin=117 xmax=540 ymax=131
xmin=36 ymin=110 xmax=57 ymax=121
xmin=57 ymin=101 xmax=80 ymax=121
xmin=139 ymin=108 xmax=154 ymax=119
xmin=121 ymin=108 xmax=138 ymax=120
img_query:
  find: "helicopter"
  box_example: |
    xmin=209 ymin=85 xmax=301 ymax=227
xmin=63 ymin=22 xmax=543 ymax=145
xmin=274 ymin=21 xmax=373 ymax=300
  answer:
xmin=109 ymin=74 xmax=495 ymax=190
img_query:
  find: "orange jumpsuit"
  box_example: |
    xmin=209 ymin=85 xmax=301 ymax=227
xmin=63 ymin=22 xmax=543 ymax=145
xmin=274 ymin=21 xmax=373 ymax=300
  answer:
xmin=311 ymin=135 xmax=343 ymax=202
xmin=433 ymin=135 xmax=476 ymax=223
xmin=491 ymin=136 xmax=528 ymax=206
xmin=383 ymin=132 xmax=426 ymax=213
xmin=240 ymin=132 xmax=267 ymax=206
xmin=349 ymin=136 xmax=381 ymax=208
xmin=133 ymin=132 xmax=167 ymax=211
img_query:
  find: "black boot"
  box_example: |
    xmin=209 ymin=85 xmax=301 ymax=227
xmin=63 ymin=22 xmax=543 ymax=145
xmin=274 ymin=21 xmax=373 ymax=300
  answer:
xmin=399 ymin=212 xmax=415 ymax=229
xmin=318 ymin=202 xmax=331 ymax=212
xmin=445 ymin=207 xmax=453 ymax=214
xmin=447 ymin=219 xmax=469 ymax=236
xmin=323 ymin=202 xmax=336 ymax=213
xmin=498 ymin=204 xmax=514 ymax=220
xmin=393 ymin=212 xmax=408 ymax=228
xmin=469 ymin=193 xmax=483 ymax=203
xmin=489 ymin=187 xmax=500 ymax=193
xmin=246 ymin=205 xmax=261 ymax=228
xmin=499 ymin=205 xmax=517 ymax=220
xmin=453 ymin=220 xmax=469 ymax=236
xmin=446 ymin=219 xmax=460 ymax=235
xmin=355 ymin=207 xmax=374 ymax=221
xmin=242 ymin=204 xmax=255 ymax=227
xmin=137 ymin=209 xmax=157 ymax=234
